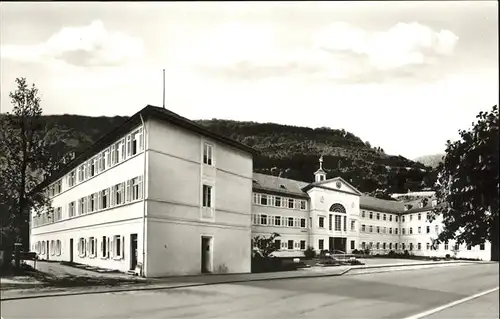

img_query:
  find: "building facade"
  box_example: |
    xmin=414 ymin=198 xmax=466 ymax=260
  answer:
xmin=30 ymin=105 xmax=492 ymax=278
xmin=30 ymin=105 xmax=255 ymax=277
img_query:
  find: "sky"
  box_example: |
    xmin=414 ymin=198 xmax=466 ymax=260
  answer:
xmin=0 ymin=1 xmax=498 ymax=159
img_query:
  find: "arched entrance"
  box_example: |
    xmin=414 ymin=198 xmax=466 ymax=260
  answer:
xmin=328 ymin=203 xmax=347 ymax=253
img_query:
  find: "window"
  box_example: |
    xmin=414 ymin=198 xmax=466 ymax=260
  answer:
xmin=288 ymin=198 xmax=294 ymax=209
xmin=56 ymin=240 xmax=61 ymax=256
xmin=426 ymin=226 xmax=430 ymax=234
xmin=369 ymin=225 xmax=373 ymax=233
xmin=89 ymin=237 xmax=97 ymax=257
xmin=410 ymin=215 xmax=413 ymax=221
xmin=395 ymin=228 xmax=398 ymax=235
xmin=350 ymin=240 xmax=355 ymax=250
xmin=328 ymin=214 xmax=333 ymax=230
xmin=98 ymin=152 xmax=105 ymax=172
xmin=79 ymin=197 xmax=87 ymax=215
xmin=102 ymin=236 xmax=108 ymax=258
xmin=203 ymin=143 xmax=213 ymax=165
xmin=361 ymin=211 xmax=365 ymax=218
xmin=300 ymin=218 xmax=306 ymax=228
xmin=426 ymin=243 xmax=430 ymax=250
xmin=128 ymin=176 xmax=143 ymax=201
xmin=78 ymin=238 xmax=86 ymax=257
xmin=275 ymin=197 xmax=281 ymax=207
xmin=409 ymin=243 xmax=413 ymax=251
xmin=112 ymin=182 xmax=125 ymax=206
xmin=202 ymin=185 xmax=212 ymax=208
xmin=369 ymin=212 xmax=373 ymax=219
xmin=395 ymin=216 xmax=399 ymax=222
xmin=402 ymin=216 xmax=405 ymax=222
xmin=287 ymin=240 xmax=294 ymax=250
xmin=319 ymin=216 xmax=325 ymax=228
xmin=444 ymin=243 xmax=449 ymax=250
xmin=274 ymin=216 xmax=281 ymax=226
xmin=389 ymin=243 xmax=392 ymax=250
xmin=409 ymin=227 xmax=413 ymax=234
xmin=335 ymin=215 xmax=341 ymax=231
xmin=382 ymin=243 xmax=386 ymax=250
xmin=89 ymin=193 xmax=97 ymax=212
xmin=418 ymin=213 xmax=421 ymax=220
xmin=389 ymin=228 xmax=392 ymax=234
xmin=418 ymin=226 xmax=421 ymax=234
xmin=287 ymin=217 xmax=294 ymax=227
xmin=376 ymin=242 xmax=380 ymax=249
xmin=270 ymin=239 xmax=279 ymax=250
xmin=343 ymin=216 xmax=346 ymax=231
xmin=55 ymin=180 xmax=62 ymax=194
xmin=90 ymin=157 xmax=97 ymax=177
xmin=319 ymin=239 xmax=324 ymax=250
xmin=402 ymin=228 xmax=405 ymax=235
xmin=350 ymin=220 xmax=355 ymax=231
xmin=389 ymin=215 xmax=392 ymax=222
xmin=402 ymin=243 xmax=406 ymax=250
xmin=361 ymin=224 xmax=366 ymax=232
xmin=361 ymin=242 xmax=366 ymax=249
xmin=69 ymin=201 xmax=76 ymax=217
xmin=128 ymin=128 xmax=143 ymax=157
xmin=259 ymin=195 xmax=268 ymax=206
xmin=395 ymin=243 xmax=398 ymax=250
xmin=376 ymin=213 xmax=380 ymax=220
xmin=68 ymin=170 xmax=76 ymax=187
xmin=383 ymin=214 xmax=386 ymax=221
xmin=113 ymin=236 xmax=123 ymax=258
xmin=100 ymin=188 xmax=109 ymax=209
xmin=112 ymin=142 xmax=120 ymax=165
xmin=480 ymin=243 xmax=485 ymax=250
xmin=376 ymin=226 xmax=380 ymax=234
xmin=260 ymin=214 xmax=267 ymax=225
xmin=455 ymin=243 xmax=460 ymax=251
xmin=300 ymin=200 xmax=306 ymax=210
xmin=78 ymin=165 xmax=85 ymax=182
xmin=435 ymin=225 xmax=439 ymax=233
xmin=300 ymin=240 xmax=306 ymax=250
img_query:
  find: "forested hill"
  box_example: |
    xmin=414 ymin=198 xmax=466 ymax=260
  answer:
xmin=22 ymin=115 xmax=438 ymax=197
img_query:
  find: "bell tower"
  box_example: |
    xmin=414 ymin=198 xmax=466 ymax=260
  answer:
xmin=314 ymin=155 xmax=327 ymax=182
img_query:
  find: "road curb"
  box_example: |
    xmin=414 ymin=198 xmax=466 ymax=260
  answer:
xmin=0 ymin=261 xmax=482 ymax=301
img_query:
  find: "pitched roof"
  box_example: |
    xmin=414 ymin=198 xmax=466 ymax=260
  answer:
xmin=34 ymin=105 xmax=258 ymax=193
xmin=359 ymin=196 xmax=404 ymax=213
xmin=252 ymin=173 xmax=309 ymax=198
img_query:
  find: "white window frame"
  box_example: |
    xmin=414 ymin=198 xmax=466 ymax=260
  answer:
xmin=202 ymin=184 xmax=212 ymax=208
xmin=203 ymin=142 xmax=214 ymax=166
xmin=113 ymin=235 xmax=124 ymax=259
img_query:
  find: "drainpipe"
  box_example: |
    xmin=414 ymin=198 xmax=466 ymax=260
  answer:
xmin=139 ymin=114 xmax=147 ymax=277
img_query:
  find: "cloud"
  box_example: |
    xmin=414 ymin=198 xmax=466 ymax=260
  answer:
xmin=183 ymin=21 xmax=459 ymax=83
xmin=1 ymin=20 xmax=144 ymax=67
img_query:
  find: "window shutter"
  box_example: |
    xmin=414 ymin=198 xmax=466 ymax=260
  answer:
xmin=100 ymin=239 xmax=103 ymax=253
xmin=121 ymin=139 xmax=126 ymax=159
xmin=139 ymin=129 xmax=144 ymax=150
xmin=126 ymin=180 xmax=131 ymax=202
xmin=86 ymin=239 xmax=89 ymax=255
xmin=97 ymin=192 xmax=102 ymax=210
xmin=110 ymin=187 xmax=115 ymax=206
xmin=138 ymin=176 xmax=143 ymax=199
xmin=109 ymin=237 xmax=113 ymax=258
xmin=127 ymin=135 xmax=132 ymax=156
xmin=94 ymin=238 xmax=98 ymax=256
xmin=121 ymin=236 xmax=125 ymax=259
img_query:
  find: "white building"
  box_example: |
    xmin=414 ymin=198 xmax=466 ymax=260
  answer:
xmin=30 ymin=105 xmax=256 ymax=277
xmin=251 ymin=158 xmax=492 ymax=261
xmin=30 ymin=106 xmax=492 ymax=278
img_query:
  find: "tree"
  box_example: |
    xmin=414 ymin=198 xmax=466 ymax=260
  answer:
xmin=430 ymin=105 xmax=499 ymax=261
xmin=0 ymin=78 xmax=59 ymax=250
xmin=252 ymin=232 xmax=280 ymax=259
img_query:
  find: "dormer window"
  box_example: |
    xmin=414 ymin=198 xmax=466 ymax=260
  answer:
xmin=320 ymin=175 xmax=325 ymax=181
xmin=280 ymin=184 xmax=287 ymax=189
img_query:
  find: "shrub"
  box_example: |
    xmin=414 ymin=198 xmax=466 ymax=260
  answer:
xmin=304 ymin=246 xmax=316 ymax=260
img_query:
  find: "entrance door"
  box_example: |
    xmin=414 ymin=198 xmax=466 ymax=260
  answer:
xmin=130 ymin=234 xmax=138 ymax=270
xmin=46 ymin=241 xmax=50 ymax=260
xmin=201 ymin=236 xmax=212 ymax=273
xmin=333 ymin=237 xmax=347 ymax=253
xmin=69 ymin=238 xmax=74 ymax=263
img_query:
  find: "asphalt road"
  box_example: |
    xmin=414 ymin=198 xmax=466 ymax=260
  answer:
xmin=1 ymin=263 xmax=498 ymax=319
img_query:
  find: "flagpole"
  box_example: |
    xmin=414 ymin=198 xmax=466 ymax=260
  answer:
xmin=162 ymin=69 xmax=165 ymax=109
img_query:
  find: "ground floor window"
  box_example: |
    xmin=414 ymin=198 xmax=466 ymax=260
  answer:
xmin=275 ymin=239 xmax=281 ymax=250
xmin=78 ymin=238 xmax=86 ymax=257
xmin=318 ymin=239 xmax=324 ymax=250
xmin=287 ymin=240 xmax=293 ymax=250
xmin=300 ymin=240 xmax=306 ymax=250
xmin=113 ymin=235 xmax=123 ymax=258
xmin=350 ymin=240 xmax=355 ymax=250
